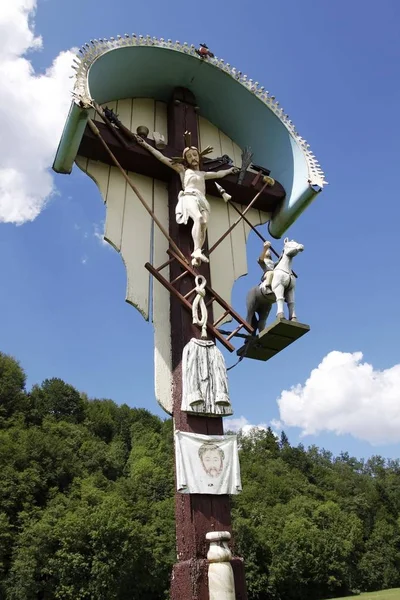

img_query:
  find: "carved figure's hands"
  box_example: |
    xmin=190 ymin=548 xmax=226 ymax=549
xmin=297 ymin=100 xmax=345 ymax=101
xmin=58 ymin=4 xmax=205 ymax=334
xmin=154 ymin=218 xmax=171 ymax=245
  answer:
xmin=230 ymin=166 xmax=240 ymax=174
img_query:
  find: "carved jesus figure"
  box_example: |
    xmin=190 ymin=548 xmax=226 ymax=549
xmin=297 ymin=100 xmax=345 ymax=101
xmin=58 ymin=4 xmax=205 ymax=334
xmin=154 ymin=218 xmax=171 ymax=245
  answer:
xmin=135 ymin=136 xmax=238 ymax=266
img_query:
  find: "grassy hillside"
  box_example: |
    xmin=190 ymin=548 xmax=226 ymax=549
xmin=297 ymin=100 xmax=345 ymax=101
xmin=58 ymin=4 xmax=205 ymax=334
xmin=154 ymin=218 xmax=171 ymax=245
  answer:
xmin=331 ymin=589 xmax=400 ymax=600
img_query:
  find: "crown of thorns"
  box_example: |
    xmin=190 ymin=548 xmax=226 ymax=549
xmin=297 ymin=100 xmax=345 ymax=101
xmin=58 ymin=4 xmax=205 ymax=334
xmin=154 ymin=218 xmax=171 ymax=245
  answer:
xmin=171 ymin=131 xmax=213 ymax=164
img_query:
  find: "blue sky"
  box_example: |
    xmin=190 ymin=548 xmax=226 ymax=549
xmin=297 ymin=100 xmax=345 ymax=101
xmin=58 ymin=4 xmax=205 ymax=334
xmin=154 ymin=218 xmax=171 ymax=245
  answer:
xmin=1 ymin=0 xmax=400 ymax=459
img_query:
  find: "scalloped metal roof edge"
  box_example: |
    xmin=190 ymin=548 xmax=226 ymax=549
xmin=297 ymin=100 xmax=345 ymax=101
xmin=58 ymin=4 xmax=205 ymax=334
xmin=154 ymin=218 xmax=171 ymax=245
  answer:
xmin=69 ymin=34 xmax=326 ymax=189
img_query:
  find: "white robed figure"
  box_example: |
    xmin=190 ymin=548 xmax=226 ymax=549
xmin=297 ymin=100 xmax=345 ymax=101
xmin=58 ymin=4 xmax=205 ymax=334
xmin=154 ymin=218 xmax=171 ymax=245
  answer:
xmin=136 ymin=135 xmax=238 ymax=266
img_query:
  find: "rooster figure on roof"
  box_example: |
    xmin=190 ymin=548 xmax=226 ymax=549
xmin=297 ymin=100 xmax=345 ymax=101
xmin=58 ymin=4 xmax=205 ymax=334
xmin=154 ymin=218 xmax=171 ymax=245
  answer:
xmin=195 ymin=43 xmax=215 ymax=59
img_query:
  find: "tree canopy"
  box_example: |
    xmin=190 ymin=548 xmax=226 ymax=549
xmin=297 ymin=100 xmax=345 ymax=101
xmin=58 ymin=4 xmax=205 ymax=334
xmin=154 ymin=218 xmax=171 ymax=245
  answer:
xmin=0 ymin=351 xmax=399 ymax=599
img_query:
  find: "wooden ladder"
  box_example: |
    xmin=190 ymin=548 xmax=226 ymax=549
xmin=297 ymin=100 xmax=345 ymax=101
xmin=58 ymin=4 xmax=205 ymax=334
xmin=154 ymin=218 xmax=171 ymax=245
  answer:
xmin=145 ymin=249 xmax=253 ymax=352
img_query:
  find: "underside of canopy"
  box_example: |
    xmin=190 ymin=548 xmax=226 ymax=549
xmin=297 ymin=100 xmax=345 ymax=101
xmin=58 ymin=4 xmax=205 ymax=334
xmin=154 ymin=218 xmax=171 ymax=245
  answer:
xmin=53 ymin=35 xmax=326 ymax=237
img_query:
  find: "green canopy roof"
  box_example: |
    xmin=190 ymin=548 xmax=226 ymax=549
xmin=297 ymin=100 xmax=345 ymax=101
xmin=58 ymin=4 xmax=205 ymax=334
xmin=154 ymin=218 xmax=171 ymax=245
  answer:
xmin=53 ymin=36 xmax=326 ymax=237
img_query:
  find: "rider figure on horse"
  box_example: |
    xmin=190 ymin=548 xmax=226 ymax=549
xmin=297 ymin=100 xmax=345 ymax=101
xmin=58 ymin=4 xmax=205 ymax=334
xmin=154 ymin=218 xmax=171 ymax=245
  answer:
xmin=258 ymin=241 xmax=276 ymax=291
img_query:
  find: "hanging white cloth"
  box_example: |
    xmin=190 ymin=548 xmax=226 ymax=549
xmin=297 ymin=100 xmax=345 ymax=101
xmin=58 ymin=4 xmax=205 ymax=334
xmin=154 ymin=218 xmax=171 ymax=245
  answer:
xmin=175 ymin=430 xmax=242 ymax=495
xmin=181 ymin=338 xmax=233 ymax=416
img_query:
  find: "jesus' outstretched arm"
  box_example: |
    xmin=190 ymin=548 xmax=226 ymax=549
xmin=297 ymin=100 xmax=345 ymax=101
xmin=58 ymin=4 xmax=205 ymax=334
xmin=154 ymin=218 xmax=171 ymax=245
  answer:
xmin=134 ymin=136 xmax=184 ymax=173
xmin=204 ymin=167 xmax=239 ymax=180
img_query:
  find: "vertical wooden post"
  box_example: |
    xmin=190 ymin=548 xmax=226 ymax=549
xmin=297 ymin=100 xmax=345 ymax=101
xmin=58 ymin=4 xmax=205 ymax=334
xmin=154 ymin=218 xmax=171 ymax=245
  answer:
xmin=168 ymin=88 xmax=247 ymax=600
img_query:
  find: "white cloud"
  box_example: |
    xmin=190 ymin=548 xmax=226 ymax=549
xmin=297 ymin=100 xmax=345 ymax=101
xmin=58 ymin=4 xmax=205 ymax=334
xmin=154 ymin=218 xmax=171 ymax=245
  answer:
xmin=277 ymin=351 xmax=400 ymax=445
xmin=225 ymin=416 xmax=268 ymax=436
xmin=0 ymin=0 xmax=76 ymax=224
xmin=93 ymin=222 xmax=108 ymax=247
xmin=270 ymin=419 xmax=283 ymax=432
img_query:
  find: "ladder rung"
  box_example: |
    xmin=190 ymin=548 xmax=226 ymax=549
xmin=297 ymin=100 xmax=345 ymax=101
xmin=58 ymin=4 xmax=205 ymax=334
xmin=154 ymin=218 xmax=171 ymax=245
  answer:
xmin=206 ymin=297 xmax=215 ymax=308
xmin=170 ymin=270 xmax=190 ymax=286
xmin=213 ymin=310 xmax=230 ymax=327
xmin=184 ymin=287 xmax=196 ymax=299
xmin=144 ymin=262 xmax=235 ymax=352
xmin=167 ymin=249 xmax=254 ymax=335
xmin=156 ymin=257 xmax=175 ymax=272
xmin=226 ymin=324 xmax=244 ymax=342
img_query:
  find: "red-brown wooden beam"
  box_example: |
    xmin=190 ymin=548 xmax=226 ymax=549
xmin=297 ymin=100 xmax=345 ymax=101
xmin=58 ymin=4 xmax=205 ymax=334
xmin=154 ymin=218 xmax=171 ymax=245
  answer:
xmin=77 ymin=120 xmax=285 ymax=213
xmin=166 ymin=88 xmax=247 ymax=600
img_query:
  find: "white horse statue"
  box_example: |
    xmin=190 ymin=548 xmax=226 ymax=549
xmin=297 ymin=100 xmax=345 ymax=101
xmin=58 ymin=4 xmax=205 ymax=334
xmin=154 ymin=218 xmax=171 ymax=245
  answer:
xmin=246 ymin=238 xmax=304 ymax=333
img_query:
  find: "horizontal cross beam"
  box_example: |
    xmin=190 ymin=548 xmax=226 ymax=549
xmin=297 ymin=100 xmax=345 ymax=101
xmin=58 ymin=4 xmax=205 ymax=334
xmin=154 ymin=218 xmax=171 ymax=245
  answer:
xmin=77 ymin=121 xmax=285 ymax=213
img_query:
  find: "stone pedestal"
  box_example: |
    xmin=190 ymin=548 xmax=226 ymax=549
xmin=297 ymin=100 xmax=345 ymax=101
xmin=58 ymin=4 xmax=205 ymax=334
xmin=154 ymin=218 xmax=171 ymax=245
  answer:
xmin=207 ymin=531 xmax=236 ymax=600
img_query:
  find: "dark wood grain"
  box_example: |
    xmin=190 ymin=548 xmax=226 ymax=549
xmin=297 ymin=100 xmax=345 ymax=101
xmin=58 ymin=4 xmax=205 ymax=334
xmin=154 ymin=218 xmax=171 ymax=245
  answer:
xmin=165 ymin=88 xmax=247 ymax=599
xmin=78 ymin=121 xmax=285 ymax=213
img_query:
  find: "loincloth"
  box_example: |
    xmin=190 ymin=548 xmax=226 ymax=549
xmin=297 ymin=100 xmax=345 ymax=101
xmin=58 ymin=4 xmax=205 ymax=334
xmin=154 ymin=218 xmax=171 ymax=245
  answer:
xmin=176 ymin=190 xmax=210 ymax=225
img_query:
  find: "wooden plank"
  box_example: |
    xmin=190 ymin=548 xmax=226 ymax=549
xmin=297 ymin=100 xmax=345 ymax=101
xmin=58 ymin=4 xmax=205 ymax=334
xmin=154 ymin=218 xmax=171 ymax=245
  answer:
xmin=198 ymin=116 xmax=222 ymax=159
xmin=78 ymin=121 xmax=285 ymax=212
xmin=217 ymin=132 xmax=248 ymax=282
xmin=243 ymin=207 xmax=270 ymax=241
xmin=213 ymin=310 xmax=230 ymax=327
xmin=152 ymin=178 xmax=173 ymax=415
xmin=206 ymin=195 xmax=234 ymax=324
xmin=167 ymin=90 xmax=247 ymax=598
xmin=116 ymin=98 xmax=133 ymax=129
xmin=202 ymin=121 xmax=268 ymax=306
xmin=237 ymin=318 xmax=310 ymax=361
xmin=131 ymin=98 xmax=155 ymax=135
xmin=207 ymin=169 xmax=266 ymax=324
xmin=104 ymin=166 xmax=126 ymax=251
xmin=120 ymin=172 xmax=152 ymax=318
xmin=259 ymin=209 xmax=271 ymax=228
xmin=76 ymin=156 xmax=111 ymax=205
xmin=75 ymin=156 xmax=88 ymax=173
xmin=256 ymin=331 xmax=298 ymax=352
xmin=241 ymin=346 xmax=278 ymax=361
xmin=260 ymin=319 xmax=309 ymax=340
xmin=226 ymin=324 xmax=244 ymax=342
xmin=155 ymin=101 xmax=168 ymax=143
xmin=86 ymin=160 xmax=111 ymax=202
xmin=219 ymin=130 xmax=235 ymax=163
xmin=227 ymin=201 xmax=248 ymax=281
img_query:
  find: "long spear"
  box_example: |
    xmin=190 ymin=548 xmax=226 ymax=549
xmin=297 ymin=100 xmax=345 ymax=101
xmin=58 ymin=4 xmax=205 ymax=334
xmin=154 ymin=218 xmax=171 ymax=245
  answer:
xmin=86 ymin=118 xmax=187 ymax=263
xmin=208 ymin=180 xmax=270 ymax=254
xmin=212 ymin=182 xmax=297 ymax=277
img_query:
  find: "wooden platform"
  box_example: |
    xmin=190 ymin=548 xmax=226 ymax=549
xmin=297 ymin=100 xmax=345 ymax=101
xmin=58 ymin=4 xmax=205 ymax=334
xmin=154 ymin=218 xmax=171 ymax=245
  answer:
xmin=237 ymin=318 xmax=310 ymax=362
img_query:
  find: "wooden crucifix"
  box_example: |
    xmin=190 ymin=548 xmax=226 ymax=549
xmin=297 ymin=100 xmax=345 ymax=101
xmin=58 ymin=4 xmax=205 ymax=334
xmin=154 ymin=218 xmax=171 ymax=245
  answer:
xmin=78 ymin=93 xmax=285 ymax=214
xmin=52 ymin=28 xmax=326 ymax=597
xmin=76 ymin=87 xmax=282 ymax=600
xmin=166 ymin=90 xmax=239 ymax=599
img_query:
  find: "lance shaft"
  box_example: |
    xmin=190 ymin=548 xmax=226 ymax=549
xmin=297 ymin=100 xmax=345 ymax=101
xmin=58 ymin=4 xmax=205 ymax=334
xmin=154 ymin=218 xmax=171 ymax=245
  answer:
xmin=87 ymin=118 xmax=187 ymax=263
xmin=226 ymin=200 xmax=297 ymax=278
xmin=208 ymin=180 xmax=269 ymax=254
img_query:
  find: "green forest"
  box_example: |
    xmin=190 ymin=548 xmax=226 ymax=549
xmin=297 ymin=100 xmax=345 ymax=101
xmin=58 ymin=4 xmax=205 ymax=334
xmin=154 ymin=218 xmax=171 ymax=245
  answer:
xmin=1 ymin=351 xmax=399 ymax=600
